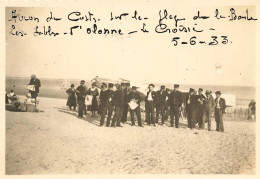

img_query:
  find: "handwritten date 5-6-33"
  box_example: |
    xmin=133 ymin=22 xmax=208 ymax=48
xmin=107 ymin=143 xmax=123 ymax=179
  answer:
xmin=171 ymin=36 xmax=230 ymax=46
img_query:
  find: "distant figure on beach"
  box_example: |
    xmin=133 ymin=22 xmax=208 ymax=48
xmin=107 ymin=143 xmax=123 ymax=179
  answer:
xmin=88 ymin=82 xmax=99 ymax=117
xmin=99 ymin=83 xmax=115 ymax=127
xmin=145 ymin=84 xmax=157 ymax=126
xmin=215 ymin=91 xmax=226 ymax=132
xmin=186 ymin=88 xmax=197 ymax=130
xmin=5 ymin=91 xmax=9 ymax=104
xmin=76 ymin=80 xmax=87 ymax=118
xmin=248 ymin=100 xmax=256 ymax=120
xmin=165 ymin=88 xmax=170 ymax=120
xmin=202 ymin=90 xmax=216 ymax=131
xmin=66 ymin=84 xmax=77 ymax=110
xmin=156 ymin=85 xmax=168 ymax=126
xmin=169 ymin=84 xmax=183 ymax=128
xmin=28 ymin=74 xmax=41 ymax=99
xmin=128 ymin=86 xmax=143 ymax=127
xmin=111 ymin=84 xmax=125 ymax=127
xmin=197 ymin=88 xmax=206 ymax=129
xmin=121 ymin=82 xmax=131 ymax=123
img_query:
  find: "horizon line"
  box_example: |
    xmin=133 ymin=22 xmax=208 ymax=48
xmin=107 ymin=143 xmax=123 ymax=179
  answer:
xmin=5 ymin=76 xmax=255 ymax=88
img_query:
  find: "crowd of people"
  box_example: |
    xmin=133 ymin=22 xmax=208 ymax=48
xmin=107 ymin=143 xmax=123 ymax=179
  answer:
xmin=68 ymin=80 xmax=227 ymax=132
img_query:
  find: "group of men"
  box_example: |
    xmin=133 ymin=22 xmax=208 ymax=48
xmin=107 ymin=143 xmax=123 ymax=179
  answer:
xmin=75 ymin=80 xmax=226 ymax=132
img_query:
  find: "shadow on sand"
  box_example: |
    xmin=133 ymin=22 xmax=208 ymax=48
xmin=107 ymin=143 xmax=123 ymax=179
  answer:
xmin=54 ymin=106 xmax=100 ymax=127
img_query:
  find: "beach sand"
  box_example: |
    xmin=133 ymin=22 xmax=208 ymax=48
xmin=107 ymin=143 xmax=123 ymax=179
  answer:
xmin=6 ymin=97 xmax=255 ymax=174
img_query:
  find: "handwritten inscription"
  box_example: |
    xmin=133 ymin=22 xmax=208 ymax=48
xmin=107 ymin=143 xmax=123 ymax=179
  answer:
xmin=7 ymin=8 xmax=258 ymax=46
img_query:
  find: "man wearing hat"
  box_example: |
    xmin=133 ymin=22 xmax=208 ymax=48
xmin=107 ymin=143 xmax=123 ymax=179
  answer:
xmin=197 ymin=88 xmax=206 ymax=129
xmin=202 ymin=90 xmax=216 ymax=131
xmin=215 ymin=91 xmax=226 ymax=132
xmin=111 ymin=84 xmax=126 ymax=127
xmin=127 ymin=86 xmax=143 ymax=127
xmin=165 ymin=88 xmax=171 ymax=120
xmin=99 ymin=83 xmax=115 ymax=127
xmin=106 ymin=83 xmax=115 ymax=126
xmin=28 ymin=74 xmax=41 ymax=99
xmin=156 ymin=85 xmax=168 ymax=125
xmin=169 ymin=84 xmax=183 ymax=128
xmin=121 ymin=82 xmax=132 ymax=123
xmin=186 ymin=88 xmax=197 ymax=129
xmin=145 ymin=84 xmax=157 ymax=126
xmin=76 ymin=80 xmax=87 ymax=118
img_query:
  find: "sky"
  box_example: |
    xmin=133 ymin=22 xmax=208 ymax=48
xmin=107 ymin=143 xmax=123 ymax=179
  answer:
xmin=5 ymin=4 xmax=256 ymax=86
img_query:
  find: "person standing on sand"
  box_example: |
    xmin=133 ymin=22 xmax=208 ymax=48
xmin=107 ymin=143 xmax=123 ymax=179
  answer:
xmin=76 ymin=80 xmax=87 ymax=118
xmin=156 ymin=85 xmax=168 ymax=126
xmin=248 ymin=100 xmax=256 ymax=120
xmin=66 ymin=84 xmax=77 ymax=110
xmin=186 ymin=88 xmax=197 ymax=129
xmin=111 ymin=84 xmax=125 ymax=127
xmin=145 ymin=84 xmax=157 ymax=126
xmin=99 ymin=83 xmax=115 ymax=127
xmin=88 ymin=82 xmax=99 ymax=117
xmin=165 ymin=88 xmax=170 ymax=121
xmin=215 ymin=91 xmax=226 ymax=132
xmin=169 ymin=84 xmax=183 ymax=128
xmin=121 ymin=82 xmax=131 ymax=123
xmin=28 ymin=74 xmax=41 ymax=99
xmin=202 ymin=90 xmax=215 ymax=131
xmin=197 ymin=88 xmax=206 ymax=129
xmin=127 ymin=86 xmax=143 ymax=127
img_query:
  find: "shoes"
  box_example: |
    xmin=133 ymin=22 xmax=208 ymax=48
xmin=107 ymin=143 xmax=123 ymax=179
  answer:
xmin=131 ymin=124 xmax=135 ymax=126
xmin=116 ymin=125 xmax=123 ymax=127
xmin=139 ymin=125 xmax=144 ymax=127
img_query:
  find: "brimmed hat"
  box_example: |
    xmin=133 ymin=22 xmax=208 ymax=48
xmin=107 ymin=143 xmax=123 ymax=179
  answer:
xmin=102 ymin=82 xmax=107 ymax=87
xmin=198 ymin=88 xmax=203 ymax=92
xmin=108 ymin=83 xmax=114 ymax=88
xmin=70 ymin=84 xmax=74 ymax=87
xmin=174 ymin=84 xmax=179 ymax=88
xmin=161 ymin=85 xmax=165 ymax=89
xmin=215 ymin=91 xmax=221 ymax=95
xmin=132 ymin=86 xmax=138 ymax=90
xmin=149 ymin=84 xmax=155 ymax=88
xmin=205 ymin=90 xmax=210 ymax=94
xmin=80 ymin=80 xmax=85 ymax=83
xmin=189 ymin=88 xmax=195 ymax=92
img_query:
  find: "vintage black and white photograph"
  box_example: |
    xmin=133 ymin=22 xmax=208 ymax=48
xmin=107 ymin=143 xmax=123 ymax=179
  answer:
xmin=2 ymin=1 xmax=258 ymax=176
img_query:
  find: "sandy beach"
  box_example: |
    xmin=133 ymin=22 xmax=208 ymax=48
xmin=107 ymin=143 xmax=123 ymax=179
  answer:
xmin=6 ymin=97 xmax=255 ymax=174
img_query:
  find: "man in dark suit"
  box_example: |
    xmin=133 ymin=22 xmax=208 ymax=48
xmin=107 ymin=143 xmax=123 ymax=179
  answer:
xmin=156 ymin=85 xmax=168 ymax=125
xmin=165 ymin=88 xmax=170 ymax=120
xmin=76 ymin=80 xmax=87 ymax=118
xmin=145 ymin=84 xmax=157 ymax=126
xmin=186 ymin=88 xmax=197 ymax=129
xmin=121 ymin=82 xmax=131 ymax=123
xmin=215 ymin=91 xmax=226 ymax=132
xmin=203 ymin=90 xmax=216 ymax=131
xmin=197 ymin=88 xmax=206 ymax=129
xmin=99 ymin=83 xmax=115 ymax=127
xmin=28 ymin=74 xmax=41 ymax=99
xmin=111 ymin=84 xmax=125 ymax=127
xmin=169 ymin=84 xmax=183 ymax=128
xmin=127 ymin=86 xmax=143 ymax=127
